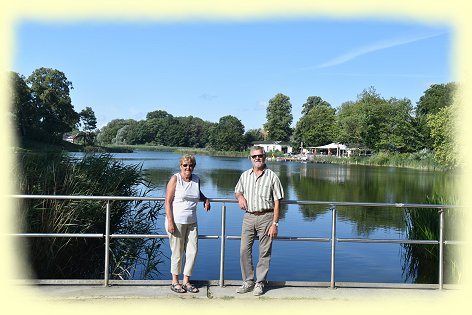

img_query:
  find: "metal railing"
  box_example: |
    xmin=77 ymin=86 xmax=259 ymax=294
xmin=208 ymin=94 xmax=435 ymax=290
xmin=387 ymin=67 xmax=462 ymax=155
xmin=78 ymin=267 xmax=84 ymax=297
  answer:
xmin=12 ymin=195 xmax=461 ymax=290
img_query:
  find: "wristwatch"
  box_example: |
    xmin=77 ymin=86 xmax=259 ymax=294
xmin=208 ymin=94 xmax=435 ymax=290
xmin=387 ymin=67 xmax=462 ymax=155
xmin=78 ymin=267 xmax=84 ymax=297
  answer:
xmin=272 ymin=221 xmax=279 ymax=227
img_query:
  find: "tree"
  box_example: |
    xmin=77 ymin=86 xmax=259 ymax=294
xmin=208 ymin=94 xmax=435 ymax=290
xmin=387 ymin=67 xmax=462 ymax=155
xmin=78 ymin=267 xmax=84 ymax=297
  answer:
xmin=244 ymin=129 xmax=264 ymax=146
xmin=97 ymin=119 xmax=135 ymax=145
xmin=294 ymin=102 xmax=337 ymax=147
xmin=336 ymin=101 xmax=365 ymax=145
xmin=301 ymin=96 xmax=331 ymax=116
xmin=146 ymin=110 xmax=173 ymax=120
xmin=178 ymin=116 xmax=212 ymax=148
xmin=415 ymin=82 xmax=457 ymax=150
xmin=79 ymin=107 xmax=98 ymax=145
xmin=427 ymin=103 xmax=458 ymax=168
xmin=208 ymin=115 xmax=245 ymax=151
xmin=336 ymin=87 xmax=419 ymax=152
xmin=264 ymin=93 xmax=293 ymax=141
xmin=376 ymin=98 xmax=420 ymax=153
xmin=26 ymin=68 xmax=80 ymax=141
xmin=9 ymin=72 xmax=36 ymax=138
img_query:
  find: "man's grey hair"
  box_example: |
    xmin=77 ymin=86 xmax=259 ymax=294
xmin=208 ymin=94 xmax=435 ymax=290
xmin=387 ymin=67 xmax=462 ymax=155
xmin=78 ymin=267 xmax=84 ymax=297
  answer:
xmin=250 ymin=146 xmax=266 ymax=154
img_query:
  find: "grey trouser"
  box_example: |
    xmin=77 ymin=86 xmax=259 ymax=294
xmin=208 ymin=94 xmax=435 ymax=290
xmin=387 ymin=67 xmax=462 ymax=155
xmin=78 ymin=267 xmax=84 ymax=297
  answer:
xmin=240 ymin=211 xmax=274 ymax=284
xmin=167 ymin=222 xmax=198 ymax=276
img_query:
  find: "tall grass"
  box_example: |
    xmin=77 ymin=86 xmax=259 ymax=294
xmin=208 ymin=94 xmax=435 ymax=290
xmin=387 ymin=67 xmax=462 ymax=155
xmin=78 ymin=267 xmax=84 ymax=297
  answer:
xmin=314 ymin=150 xmax=445 ymax=171
xmin=401 ymin=194 xmax=462 ymax=284
xmin=15 ymin=151 xmax=164 ymax=280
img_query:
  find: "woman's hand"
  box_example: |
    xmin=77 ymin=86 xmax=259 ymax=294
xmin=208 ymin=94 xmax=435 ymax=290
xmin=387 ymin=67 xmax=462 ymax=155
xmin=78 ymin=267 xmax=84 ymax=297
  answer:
xmin=167 ymin=220 xmax=176 ymax=234
xmin=204 ymin=199 xmax=211 ymax=211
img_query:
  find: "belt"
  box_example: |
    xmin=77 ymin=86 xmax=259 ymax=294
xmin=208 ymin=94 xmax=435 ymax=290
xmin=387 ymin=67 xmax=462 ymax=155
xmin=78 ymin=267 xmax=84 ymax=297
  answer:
xmin=246 ymin=209 xmax=274 ymax=215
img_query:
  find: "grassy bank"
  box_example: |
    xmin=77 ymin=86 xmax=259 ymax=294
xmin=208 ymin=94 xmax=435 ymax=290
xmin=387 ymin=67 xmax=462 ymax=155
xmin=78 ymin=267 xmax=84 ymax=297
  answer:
xmin=311 ymin=150 xmax=446 ymax=171
xmin=17 ymin=140 xmax=449 ymax=171
xmin=106 ymin=145 xmax=450 ymax=171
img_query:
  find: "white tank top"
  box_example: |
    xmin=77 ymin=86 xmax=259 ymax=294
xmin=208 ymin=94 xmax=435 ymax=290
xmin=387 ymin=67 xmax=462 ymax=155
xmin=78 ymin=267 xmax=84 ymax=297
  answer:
xmin=169 ymin=173 xmax=200 ymax=224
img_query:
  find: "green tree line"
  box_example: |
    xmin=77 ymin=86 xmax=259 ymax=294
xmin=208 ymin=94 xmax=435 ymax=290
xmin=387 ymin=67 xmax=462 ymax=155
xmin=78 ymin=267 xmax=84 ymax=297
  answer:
xmin=10 ymin=67 xmax=459 ymax=167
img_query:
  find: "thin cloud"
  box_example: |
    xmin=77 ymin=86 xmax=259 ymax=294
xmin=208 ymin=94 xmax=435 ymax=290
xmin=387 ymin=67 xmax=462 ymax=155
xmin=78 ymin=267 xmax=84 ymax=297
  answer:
xmin=316 ymin=72 xmax=443 ymax=78
xmin=303 ymin=32 xmax=446 ymax=71
xmin=258 ymin=100 xmax=268 ymax=109
xmin=199 ymin=93 xmax=218 ymax=101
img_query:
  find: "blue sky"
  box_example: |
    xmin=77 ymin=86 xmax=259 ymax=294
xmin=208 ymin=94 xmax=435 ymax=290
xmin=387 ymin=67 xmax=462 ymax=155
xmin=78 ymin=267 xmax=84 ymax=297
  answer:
xmin=13 ymin=18 xmax=452 ymax=131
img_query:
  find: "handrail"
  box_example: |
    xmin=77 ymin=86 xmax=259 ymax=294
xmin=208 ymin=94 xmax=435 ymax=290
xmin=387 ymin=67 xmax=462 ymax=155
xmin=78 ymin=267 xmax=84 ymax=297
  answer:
xmin=11 ymin=195 xmax=461 ymax=290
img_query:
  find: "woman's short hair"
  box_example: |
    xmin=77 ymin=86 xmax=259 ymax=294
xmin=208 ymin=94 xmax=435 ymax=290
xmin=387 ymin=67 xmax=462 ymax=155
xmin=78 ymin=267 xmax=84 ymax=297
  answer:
xmin=180 ymin=154 xmax=196 ymax=166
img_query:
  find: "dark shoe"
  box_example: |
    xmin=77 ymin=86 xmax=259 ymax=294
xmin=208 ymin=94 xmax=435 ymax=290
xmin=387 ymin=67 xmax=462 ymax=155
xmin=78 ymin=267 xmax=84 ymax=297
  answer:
xmin=183 ymin=283 xmax=199 ymax=293
xmin=170 ymin=283 xmax=186 ymax=293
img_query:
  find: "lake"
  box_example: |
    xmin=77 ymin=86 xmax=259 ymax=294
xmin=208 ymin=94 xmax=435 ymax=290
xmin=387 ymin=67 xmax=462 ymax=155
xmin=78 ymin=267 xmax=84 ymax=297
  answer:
xmin=104 ymin=150 xmax=458 ymax=284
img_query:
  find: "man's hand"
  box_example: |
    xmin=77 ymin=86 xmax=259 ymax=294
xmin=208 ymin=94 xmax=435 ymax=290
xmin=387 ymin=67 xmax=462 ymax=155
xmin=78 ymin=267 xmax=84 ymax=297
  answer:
xmin=237 ymin=195 xmax=248 ymax=211
xmin=268 ymin=224 xmax=278 ymax=239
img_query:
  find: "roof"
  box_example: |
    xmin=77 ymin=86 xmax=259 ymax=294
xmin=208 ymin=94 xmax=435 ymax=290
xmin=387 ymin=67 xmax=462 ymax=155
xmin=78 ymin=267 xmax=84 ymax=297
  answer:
xmin=252 ymin=141 xmax=291 ymax=146
xmin=311 ymin=143 xmax=347 ymax=150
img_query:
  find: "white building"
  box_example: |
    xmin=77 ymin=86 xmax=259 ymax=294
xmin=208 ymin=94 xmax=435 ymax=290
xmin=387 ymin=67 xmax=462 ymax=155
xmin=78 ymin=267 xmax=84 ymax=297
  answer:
xmin=251 ymin=141 xmax=293 ymax=154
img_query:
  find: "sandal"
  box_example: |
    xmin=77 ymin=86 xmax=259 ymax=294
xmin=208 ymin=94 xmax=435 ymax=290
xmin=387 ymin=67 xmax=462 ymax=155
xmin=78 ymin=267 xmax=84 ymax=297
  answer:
xmin=183 ymin=283 xmax=199 ymax=293
xmin=170 ymin=283 xmax=186 ymax=293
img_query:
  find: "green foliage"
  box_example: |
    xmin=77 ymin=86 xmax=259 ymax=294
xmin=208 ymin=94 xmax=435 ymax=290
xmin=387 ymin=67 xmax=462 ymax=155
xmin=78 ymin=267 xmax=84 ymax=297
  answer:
xmin=9 ymin=72 xmax=36 ymax=138
xmin=78 ymin=106 xmax=98 ymax=145
xmin=244 ymin=128 xmax=265 ymax=144
xmin=415 ymin=83 xmax=457 ymax=149
xmin=11 ymin=67 xmax=459 ymax=169
xmin=294 ymin=99 xmax=336 ymax=146
xmin=301 ymin=96 xmax=330 ymax=116
xmin=336 ymin=101 xmax=364 ymax=145
xmin=97 ymin=112 xmax=213 ymax=148
xmin=96 ymin=119 xmax=136 ymax=145
xmin=208 ymin=115 xmax=246 ymax=151
xmin=264 ymin=93 xmax=293 ymax=141
xmin=26 ymin=68 xmax=80 ymax=140
xmin=16 ymin=152 xmax=164 ymax=279
xmin=336 ymin=87 xmax=420 ymax=153
xmin=427 ymin=103 xmax=458 ymax=168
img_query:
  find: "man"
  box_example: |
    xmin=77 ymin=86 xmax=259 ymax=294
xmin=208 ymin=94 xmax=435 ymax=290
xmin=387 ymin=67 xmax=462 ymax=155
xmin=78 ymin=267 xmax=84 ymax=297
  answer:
xmin=234 ymin=146 xmax=284 ymax=296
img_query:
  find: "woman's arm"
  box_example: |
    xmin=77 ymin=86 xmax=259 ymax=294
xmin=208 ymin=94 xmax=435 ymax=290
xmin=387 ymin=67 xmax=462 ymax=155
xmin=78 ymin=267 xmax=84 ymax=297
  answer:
xmin=165 ymin=175 xmax=177 ymax=233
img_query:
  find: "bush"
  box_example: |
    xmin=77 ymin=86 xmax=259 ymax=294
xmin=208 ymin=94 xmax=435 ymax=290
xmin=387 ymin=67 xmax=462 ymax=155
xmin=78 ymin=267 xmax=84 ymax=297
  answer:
xmin=15 ymin=152 xmax=164 ymax=279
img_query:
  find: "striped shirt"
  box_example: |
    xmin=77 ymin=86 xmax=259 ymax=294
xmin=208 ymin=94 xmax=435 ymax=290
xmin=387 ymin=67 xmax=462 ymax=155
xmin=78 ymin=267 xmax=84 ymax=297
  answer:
xmin=234 ymin=166 xmax=284 ymax=213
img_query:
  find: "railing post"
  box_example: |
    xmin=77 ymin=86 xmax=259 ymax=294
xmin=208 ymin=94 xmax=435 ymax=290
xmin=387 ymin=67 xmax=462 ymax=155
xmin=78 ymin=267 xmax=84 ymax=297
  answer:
xmin=219 ymin=203 xmax=227 ymax=287
xmin=104 ymin=201 xmax=111 ymax=287
xmin=330 ymin=206 xmax=337 ymax=289
xmin=438 ymin=208 xmax=444 ymax=290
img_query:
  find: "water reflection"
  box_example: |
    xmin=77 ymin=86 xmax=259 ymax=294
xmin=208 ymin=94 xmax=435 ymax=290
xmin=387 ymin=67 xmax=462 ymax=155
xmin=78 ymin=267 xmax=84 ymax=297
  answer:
xmin=69 ymin=151 xmax=457 ymax=283
xmin=128 ymin=153 xmax=457 ymax=238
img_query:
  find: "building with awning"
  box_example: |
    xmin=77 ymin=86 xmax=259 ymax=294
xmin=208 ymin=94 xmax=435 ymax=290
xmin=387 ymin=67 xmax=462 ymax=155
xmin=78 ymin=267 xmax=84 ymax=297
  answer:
xmin=303 ymin=143 xmax=371 ymax=157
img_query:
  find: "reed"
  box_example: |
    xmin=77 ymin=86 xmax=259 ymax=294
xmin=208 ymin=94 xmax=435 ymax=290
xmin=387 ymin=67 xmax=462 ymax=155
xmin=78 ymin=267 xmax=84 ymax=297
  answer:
xmin=15 ymin=151 xmax=164 ymax=280
xmin=401 ymin=194 xmax=462 ymax=284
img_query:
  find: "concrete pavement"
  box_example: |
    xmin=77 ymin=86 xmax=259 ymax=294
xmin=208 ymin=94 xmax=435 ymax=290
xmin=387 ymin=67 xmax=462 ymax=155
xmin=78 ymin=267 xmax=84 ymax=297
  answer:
xmin=25 ymin=282 xmax=458 ymax=302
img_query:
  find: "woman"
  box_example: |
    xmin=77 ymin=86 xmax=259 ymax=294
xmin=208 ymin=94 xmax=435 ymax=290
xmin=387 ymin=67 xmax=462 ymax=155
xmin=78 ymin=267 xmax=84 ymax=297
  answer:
xmin=165 ymin=154 xmax=211 ymax=293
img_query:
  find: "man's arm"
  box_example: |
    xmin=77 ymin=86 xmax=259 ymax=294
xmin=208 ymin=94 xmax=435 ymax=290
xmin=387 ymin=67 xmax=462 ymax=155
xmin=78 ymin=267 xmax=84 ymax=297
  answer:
xmin=268 ymin=198 xmax=280 ymax=239
xmin=235 ymin=191 xmax=247 ymax=211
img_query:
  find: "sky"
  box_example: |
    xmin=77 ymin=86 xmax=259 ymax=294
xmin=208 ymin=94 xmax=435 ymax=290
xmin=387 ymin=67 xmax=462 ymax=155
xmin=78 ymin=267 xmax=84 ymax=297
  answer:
xmin=12 ymin=18 xmax=452 ymax=131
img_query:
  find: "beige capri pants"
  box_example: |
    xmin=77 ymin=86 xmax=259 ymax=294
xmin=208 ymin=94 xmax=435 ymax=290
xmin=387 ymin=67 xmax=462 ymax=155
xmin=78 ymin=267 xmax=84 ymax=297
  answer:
xmin=167 ymin=222 xmax=198 ymax=276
